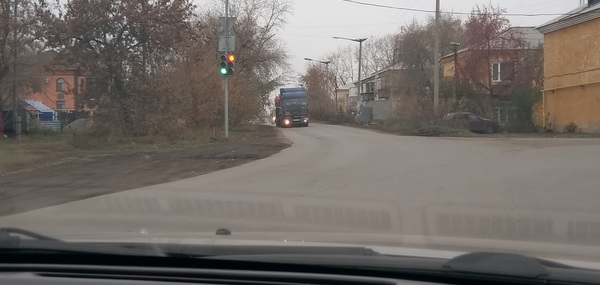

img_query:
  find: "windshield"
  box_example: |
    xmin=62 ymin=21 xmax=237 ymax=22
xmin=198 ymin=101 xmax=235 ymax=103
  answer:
xmin=2 ymin=0 xmax=600 ymax=268
xmin=282 ymin=98 xmax=307 ymax=110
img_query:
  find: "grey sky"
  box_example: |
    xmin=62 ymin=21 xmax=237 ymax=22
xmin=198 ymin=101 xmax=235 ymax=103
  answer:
xmin=197 ymin=0 xmax=581 ymax=82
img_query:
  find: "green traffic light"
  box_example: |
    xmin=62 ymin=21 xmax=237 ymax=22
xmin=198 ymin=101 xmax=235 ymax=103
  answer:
xmin=220 ymin=67 xmax=228 ymax=75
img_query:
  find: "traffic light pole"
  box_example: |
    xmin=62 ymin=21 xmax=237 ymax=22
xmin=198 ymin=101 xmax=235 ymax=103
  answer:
xmin=224 ymin=0 xmax=230 ymax=139
xmin=224 ymin=76 xmax=229 ymax=138
xmin=433 ymin=0 xmax=440 ymax=117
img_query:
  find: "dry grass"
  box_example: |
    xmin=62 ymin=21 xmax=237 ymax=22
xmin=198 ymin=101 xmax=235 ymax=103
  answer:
xmin=0 ymin=124 xmax=265 ymax=172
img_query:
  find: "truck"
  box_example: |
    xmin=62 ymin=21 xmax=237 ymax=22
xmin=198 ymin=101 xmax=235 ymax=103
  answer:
xmin=274 ymin=87 xmax=309 ymax=127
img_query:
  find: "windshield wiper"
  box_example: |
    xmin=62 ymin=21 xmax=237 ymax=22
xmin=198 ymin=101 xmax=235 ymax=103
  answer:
xmin=0 ymin=227 xmax=161 ymax=256
xmin=0 ymin=227 xmax=61 ymax=246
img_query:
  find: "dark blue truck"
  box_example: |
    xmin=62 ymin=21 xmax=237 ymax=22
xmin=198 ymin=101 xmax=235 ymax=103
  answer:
xmin=274 ymin=87 xmax=309 ymax=127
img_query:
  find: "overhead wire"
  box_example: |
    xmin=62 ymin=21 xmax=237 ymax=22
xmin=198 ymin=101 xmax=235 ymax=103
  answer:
xmin=372 ymin=0 xmax=417 ymax=36
xmin=338 ymin=0 xmax=590 ymax=17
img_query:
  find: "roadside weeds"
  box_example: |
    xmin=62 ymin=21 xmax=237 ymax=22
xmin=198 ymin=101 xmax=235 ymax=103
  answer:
xmin=321 ymin=120 xmax=599 ymax=139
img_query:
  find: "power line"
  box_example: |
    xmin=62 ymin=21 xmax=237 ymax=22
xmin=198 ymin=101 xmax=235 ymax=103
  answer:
xmin=288 ymin=23 xmax=390 ymax=29
xmin=279 ymin=33 xmax=338 ymax=38
xmin=338 ymin=0 xmax=586 ymax=17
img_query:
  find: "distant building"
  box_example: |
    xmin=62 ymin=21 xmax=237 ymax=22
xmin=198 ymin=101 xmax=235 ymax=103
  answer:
xmin=335 ymin=84 xmax=353 ymax=112
xmin=441 ymin=26 xmax=544 ymax=96
xmin=22 ymin=51 xmax=84 ymax=120
xmin=441 ymin=26 xmax=544 ymax=124
xmin=357 ymin=63 xmax=405 ymax=102
xmin=536 ymin=0 xmax=600 ymax=132
xmin=351 ymin=63 xmax=405 ymax=123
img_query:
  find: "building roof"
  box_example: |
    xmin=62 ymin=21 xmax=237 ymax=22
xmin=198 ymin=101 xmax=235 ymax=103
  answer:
xmin=362 ymin=62 xmax=404 ymax=81
xmin=21 ymin=99 xmax=55 ymax=113
xmin=338 ymin=84 xmax=355 ymax=90
xmin=537 ymin=2 xmax=600 ymax=34
xmin=511 ymin=27 xmax=544 ymax=48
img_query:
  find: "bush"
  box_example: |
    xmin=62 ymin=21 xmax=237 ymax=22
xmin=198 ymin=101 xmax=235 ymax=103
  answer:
xmin=506 ymin=88 xmax=542 ymax=133
xmin=564 ymin=122 xmax=578 ymax=133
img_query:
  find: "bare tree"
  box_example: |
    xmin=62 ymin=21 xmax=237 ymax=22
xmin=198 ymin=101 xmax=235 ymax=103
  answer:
xmin=1 ymin=1 xmax=44 ymax=111
xmin=324 ymin=46 xmax=355 ymax=87
xmin=395 ymin=15 xmax=464 ymax=91
xmin=36 ymin=0 xmax=196 ymax=135
xmin=360 ymin=34 xmax=398 ymax=77
xmin=301 ymin=64 xmax=334 ymax=120
xmin=152 ymin=0 xmax=293 ymax=131
xmin=460 ymin=5 xmax=525 ymax=97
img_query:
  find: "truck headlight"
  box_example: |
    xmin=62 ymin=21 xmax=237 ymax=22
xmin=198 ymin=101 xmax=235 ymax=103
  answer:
xmin=284 ymin=119 xmax=290 ymax=125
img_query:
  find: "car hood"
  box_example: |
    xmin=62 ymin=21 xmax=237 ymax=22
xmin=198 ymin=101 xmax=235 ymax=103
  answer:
xmin=34 ymin=230 xmax=597 ymax=270
xmin=3 ymin=191 xmax=600 ymax=264
xmin=24 ymin=233 xmax=590 ymax=271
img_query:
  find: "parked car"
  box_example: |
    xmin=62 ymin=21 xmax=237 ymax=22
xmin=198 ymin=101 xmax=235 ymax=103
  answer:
xmin=444 ymin=112 xmax=500 ymax=134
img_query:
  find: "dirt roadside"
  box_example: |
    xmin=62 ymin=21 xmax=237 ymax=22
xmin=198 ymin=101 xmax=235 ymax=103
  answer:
xmin=0 ymin=126 xmax=291 ymax=217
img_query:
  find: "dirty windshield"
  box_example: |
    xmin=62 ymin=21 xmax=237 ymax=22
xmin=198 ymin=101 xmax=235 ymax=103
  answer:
xmin=283 ymin=98 xmax=307 ymax=110
xmin=2 ymin=0 xmax=600 ymax=268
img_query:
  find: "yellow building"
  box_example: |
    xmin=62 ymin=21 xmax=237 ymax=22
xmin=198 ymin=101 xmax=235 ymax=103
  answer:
xmin=537 ymin=1 xmax=600 ymax=132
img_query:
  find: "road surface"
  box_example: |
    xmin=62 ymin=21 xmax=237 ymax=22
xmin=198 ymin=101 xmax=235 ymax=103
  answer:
xmin=2 ymin=123 xmax=600 ymax=257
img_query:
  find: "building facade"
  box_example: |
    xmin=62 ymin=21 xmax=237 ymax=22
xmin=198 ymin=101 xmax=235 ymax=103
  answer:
xmin=537 ymin=0 xmax=600 ymax=132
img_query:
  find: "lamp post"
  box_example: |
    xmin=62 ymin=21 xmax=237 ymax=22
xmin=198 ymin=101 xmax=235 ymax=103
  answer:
xmin=450 ymin=42 xmax=461 ymax=100
xmin=333 ymin=37 xmax=367 ymax=102
xmin=304 ymin=58 xmax=336 ymax=111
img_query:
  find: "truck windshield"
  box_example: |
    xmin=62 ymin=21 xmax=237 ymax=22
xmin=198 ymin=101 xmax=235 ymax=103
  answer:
xmin=282 ymin=98 xmax=307 ymax=110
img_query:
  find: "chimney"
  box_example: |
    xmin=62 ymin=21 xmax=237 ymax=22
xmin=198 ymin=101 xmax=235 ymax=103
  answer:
xmin=590 ymin=0 xmax=600 ymax=6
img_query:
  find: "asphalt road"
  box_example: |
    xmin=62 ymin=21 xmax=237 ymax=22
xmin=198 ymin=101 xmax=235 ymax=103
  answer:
xmin=2 ymin=123 xmax=600 ymax=257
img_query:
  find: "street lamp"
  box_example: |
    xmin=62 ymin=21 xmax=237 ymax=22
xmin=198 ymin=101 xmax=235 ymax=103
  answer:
xmin=304 ymin=58 xmax=331 ymax=65
xmin=333 ymin=37 xmax=367 ymax=102
xmin=304 ymin=58 xmax=337 ymax=111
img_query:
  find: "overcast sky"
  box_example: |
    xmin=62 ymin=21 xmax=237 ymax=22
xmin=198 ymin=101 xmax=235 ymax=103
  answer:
xmin=197 ymin=0 xmax=582 ymax=83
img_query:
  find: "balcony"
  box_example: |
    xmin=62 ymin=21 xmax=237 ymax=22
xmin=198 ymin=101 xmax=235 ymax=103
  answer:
xmin=360 ymin=92 xmax=375 ymax=101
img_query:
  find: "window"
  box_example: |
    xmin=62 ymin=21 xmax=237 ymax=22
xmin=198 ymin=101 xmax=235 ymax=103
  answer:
xmin=57 ymin=101 xmax=65 ymax=110
xmin=56 ymin=78 xmax=66 ymax=91
xmin=492 ymin=62 xmax=514 ymax=83
xmin=364 ymin=82 xmax=375 ymax=93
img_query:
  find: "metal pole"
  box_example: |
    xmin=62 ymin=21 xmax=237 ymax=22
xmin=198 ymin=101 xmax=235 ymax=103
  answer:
xmin=225 ymin=77 xmax=229 ymax=137
xmin=326 ymin=62 xmax=337 ymax=113
xmin=12 ymin=0 xmax=20 ymax=141
xmin=224 ymin=0 xmax=229 ymax=138
xmin=433 ymin=0 xmax=440 ymax=117
xmin=357 ymin=40 xmax=363 ymax=101
xmin=451 ymin=42 xmax=460 ymax=100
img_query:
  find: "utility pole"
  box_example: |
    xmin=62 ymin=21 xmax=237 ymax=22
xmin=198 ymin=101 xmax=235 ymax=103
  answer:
xmin=357 ymin=39 xmax=364 ymax=101
xmin=12 ymin=0 xmax=20 ymax=141
xmin=451 ymin=42 xmax=461 ymax=100
xmin=433 ymin=0 xmax=440 ymax=117
xmin=224 ymin=0 xmax=229 ymax=139
xmin=333 ymin=37 xmax=366 ymax=119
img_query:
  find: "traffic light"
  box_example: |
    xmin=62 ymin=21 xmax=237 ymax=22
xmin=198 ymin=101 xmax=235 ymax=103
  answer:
xmin=219 ymin=54 xmax=228 ymax=76
xmin=226 ymin=53 xmax=235 ymax=76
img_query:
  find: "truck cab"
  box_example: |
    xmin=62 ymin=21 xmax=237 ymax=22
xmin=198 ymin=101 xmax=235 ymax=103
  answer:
xmin=275 ymin=87 xmax=309 ymax=128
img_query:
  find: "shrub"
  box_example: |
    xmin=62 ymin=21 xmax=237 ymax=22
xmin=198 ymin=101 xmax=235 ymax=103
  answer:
xmin=564 ymin=122 xmax=578 ymax=133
